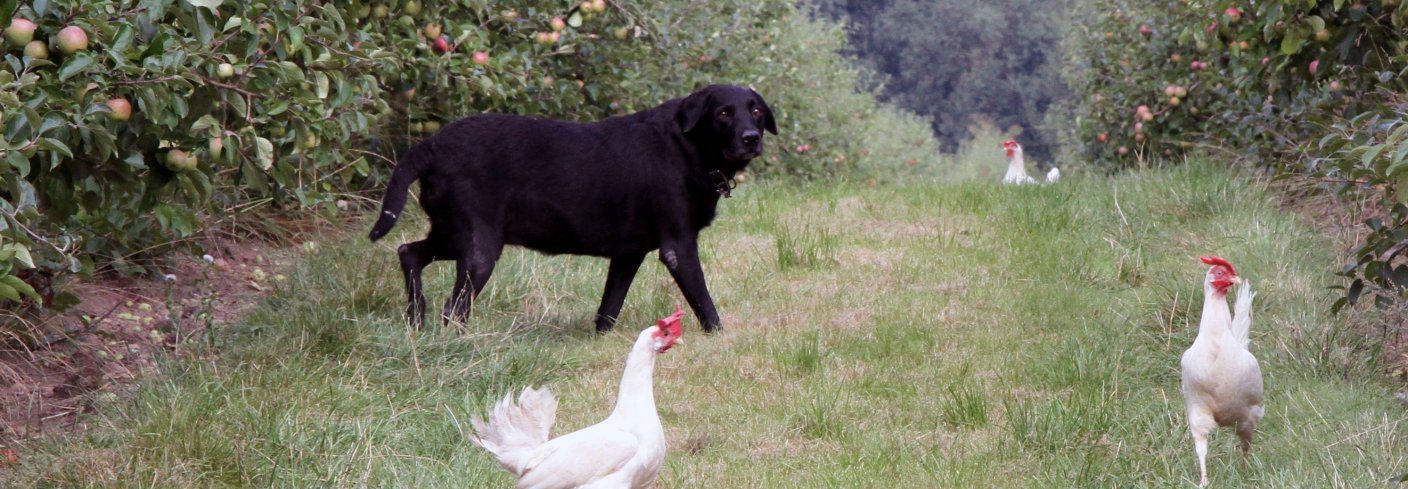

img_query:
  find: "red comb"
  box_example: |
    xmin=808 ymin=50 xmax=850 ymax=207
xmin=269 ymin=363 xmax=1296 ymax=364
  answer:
xmin=657 ymin=304 xmax=685 ymax=335
xmin=1199 ymin=256 xmax=1236 ymax=275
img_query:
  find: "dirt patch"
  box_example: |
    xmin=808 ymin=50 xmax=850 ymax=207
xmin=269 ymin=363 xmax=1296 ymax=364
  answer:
xmin=0 ymin=238 xmax=304 ymax=447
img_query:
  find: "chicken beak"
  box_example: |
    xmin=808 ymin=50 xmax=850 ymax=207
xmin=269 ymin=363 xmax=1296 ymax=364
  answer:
xmin=1230 ymin=276 xmax=1243 ymax=286
xmin=674 ymin=338 xmax=685 ymax=347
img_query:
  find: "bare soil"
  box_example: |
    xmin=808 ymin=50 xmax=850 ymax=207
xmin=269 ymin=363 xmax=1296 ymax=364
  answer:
xmin=0 ymin=239 xmax=298 ymax=449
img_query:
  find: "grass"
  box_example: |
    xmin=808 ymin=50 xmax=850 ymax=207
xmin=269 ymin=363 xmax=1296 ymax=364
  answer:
xmin=4 ymin=159 xmax=1406 ymax=488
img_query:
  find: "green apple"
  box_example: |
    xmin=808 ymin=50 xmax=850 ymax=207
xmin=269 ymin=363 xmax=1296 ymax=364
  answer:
xmin=164 ymin=149 xmax=197 ymax=172
xmin=23 ymin=40 xmax=47 ymax=59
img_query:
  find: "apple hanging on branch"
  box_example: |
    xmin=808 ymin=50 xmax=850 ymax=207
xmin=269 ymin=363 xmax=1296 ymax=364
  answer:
xmin=55 ymin=26 xmax=88 ymax=54
xmin=4 ymin=18 xmax=37 ymax=45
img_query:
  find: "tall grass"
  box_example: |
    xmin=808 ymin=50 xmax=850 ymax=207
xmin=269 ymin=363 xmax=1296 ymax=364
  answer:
xmin=3 ymin=159 xmax=1405 ymax=488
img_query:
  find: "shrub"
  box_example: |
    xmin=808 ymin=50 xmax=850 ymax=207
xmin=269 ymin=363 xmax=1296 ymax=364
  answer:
xmin=1061 ymin=0 xmax=1406 ymax=167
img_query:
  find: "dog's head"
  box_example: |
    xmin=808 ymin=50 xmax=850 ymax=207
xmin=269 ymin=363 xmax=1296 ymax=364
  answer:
xmin=676 ymin=84 xmax=778 ymax=163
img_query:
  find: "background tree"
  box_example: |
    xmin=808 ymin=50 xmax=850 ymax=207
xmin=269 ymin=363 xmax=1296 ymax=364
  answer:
xmin=818 ymin=0 xmax=1073 ymax=164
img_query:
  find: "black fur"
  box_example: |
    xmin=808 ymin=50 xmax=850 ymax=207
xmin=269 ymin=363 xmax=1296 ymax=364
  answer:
xmin=368 ymin=84 xmax=777 ymax=332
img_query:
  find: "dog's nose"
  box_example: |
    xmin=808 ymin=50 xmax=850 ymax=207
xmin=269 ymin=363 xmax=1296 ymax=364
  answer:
xmin=741 ymin=130 xmax=761 ymax=146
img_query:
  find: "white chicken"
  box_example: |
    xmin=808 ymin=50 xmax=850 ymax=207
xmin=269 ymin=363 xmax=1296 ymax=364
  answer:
xmin=471 ymin=306 xmax=686 ymax=489
xmin=1000 ymin=140 xmax=1059 ymax=185
xmin=1179 ymin=256 xmax=1263 ymax=487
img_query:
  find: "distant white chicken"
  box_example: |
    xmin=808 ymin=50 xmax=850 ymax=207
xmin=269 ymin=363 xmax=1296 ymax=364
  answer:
xmin=471 ymin=306 xmax=686 ymax=489
xmin=1000 ymin=140 xmax=1059 ymax=184
xmin=1180 ymin=256 xmax=1264 ymax=487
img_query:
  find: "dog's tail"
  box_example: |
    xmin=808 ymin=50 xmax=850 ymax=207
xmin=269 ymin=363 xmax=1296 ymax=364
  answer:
xmin=368 ymin=142 xmax=433 ymax=242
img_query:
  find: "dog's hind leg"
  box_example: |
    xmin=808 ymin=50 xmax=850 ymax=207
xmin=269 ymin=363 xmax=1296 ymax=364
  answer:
xmin=594 ymin=252 xmax=648 ymax=333
xmin=443 ymin=231 xmax=504 ymax=325
xmin=398 ymin=239 xmax=440 ymax=327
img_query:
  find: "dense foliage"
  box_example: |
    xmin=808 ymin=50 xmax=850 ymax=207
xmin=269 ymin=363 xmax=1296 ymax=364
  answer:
xmin=1062 ymin=0 xmax=1408 ymax=308
xmin=0 ymin=0 xmax=938 ymax=324
xmin=816 ymin=0 xmax=1072 ymax=162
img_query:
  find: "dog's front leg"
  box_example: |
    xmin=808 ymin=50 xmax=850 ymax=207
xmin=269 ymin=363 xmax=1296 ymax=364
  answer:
xmin=595 ymin=252 xmax=648 ymax=333
xmin=659 ymin=239 xmax=722 ymax=332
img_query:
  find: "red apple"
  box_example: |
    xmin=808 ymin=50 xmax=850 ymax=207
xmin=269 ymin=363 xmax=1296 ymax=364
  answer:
xmin=1309 ymin=60 xmax=1319 ymax=75
xmin=548 ymin=31 xmax=560 ymax=43
xmin=1140 ymin=111 xmax=1154 ymax=122
xmin=536 ymin=32 xmax=551 ymax=44
xmin=1224 ymin=7 xmax=1241 ymax=22
xmin=1118 ymin=146 xmax=1129 ymax=155
xmin=472 ymin=51 xmax=489 ymax=65
xmin=423 ymin=23 xmax=442 ymax=39
xmin=106 ymin=98 xmax=132 ymax=121
xmin=1139 ymin=24 xmax=1151 ymax=35
xmin=209 ymin=137 xmax=224 ymax=158
xmin=1261 ymin=56 xmax=1271 ymax=65
xmin=1170 ymin=53 xmax=1183 ymax=63
xmin=1134 ymin=133 xmax=1146 ymax=142
xmin=1329 ymin=80 xmax=1342 ymax=91
xmin=1173 ymin=86 xmax=1187 ymax=97
xmin=55 ymin=26 xmax=88 ymax=54
xmin=1135 ymin=122 xmax=1144 ymax=133
xmin=433 ymin=36 xmax=452 ymax=53
xmin=1097 ymin=133 xmax=1108 ymax=143
xmin=4 ymin=18 xmax=37 ymax=46
xmin=550 ymin=16 xmax=566 ymax=32
xmin=1165 ymin=86 xmax=1177 ymax=97
xmin=1169 ymin=96 xmax=1180 ymax=106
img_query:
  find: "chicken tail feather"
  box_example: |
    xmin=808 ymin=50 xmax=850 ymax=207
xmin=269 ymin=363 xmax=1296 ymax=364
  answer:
xmin=1231 ymin=280 xmax=1256 ymax=348
xmin=470 ymin=386 xmax=559 ymax=475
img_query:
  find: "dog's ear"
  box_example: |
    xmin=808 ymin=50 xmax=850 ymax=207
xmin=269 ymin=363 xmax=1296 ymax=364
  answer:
xmin=676 ymin=88 xmax=713 ymax=133
xmin=750 ymin=87 xmax=778 ymax=135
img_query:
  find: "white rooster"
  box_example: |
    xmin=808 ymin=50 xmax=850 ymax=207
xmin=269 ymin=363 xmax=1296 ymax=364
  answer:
xmin=1180 ymin=256 xmax=1264 ymax=487
xmin=471 ymin=306 xmax=686 ymax=489
xmin=1000 ymin=140 xmax=1059 ymax=185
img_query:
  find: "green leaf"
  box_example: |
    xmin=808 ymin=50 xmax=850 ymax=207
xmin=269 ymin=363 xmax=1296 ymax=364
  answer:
xmin=568 ymin=11 xmax=583 ymax=28
xmin=0 ymin=282 xmax=19 ymax=303
xmin=6 ymin=151 xmax=30 ymax=178
xmin=0 ymin=275 xmax=39 ymax=303
xmin=1 ymin=244 xmax=34 ymax=269
xmin=191 ymin=114 xmax=220 ymax=134
xmin=255 ymin=136 xmax=273 ymax=170
xmin=1364 ymin=143 xmax=1389 ymax=169
xmin=1305 ymin=16 xmax=1325 ymax=33
xmin=58 ymin=53 xmax=94 ymax=82
xmin=123 ymin=151 xmax=147 ymax=169
xmin=110 ymin=25 xmax=134 ymax=53
xmin=37 ymin=138 xmax=73 ymax=159
xmin=1281 ymin=33 xmax=1305 ymax=55
xmin=315 ymin=72 xmax=329 ymax=99
xmin=183 ymin=0 xmax=223 ymax=9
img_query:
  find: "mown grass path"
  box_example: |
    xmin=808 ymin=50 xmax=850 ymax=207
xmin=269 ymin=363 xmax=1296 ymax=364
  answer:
xmin=7 ymin=162 xmax=1405 ymax=487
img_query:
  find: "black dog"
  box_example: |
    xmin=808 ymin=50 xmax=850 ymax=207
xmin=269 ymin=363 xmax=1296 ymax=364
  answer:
xmin=368 ymin=84 xmax=776 ymax=332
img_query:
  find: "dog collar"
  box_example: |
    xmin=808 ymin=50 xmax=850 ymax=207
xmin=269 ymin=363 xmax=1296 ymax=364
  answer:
xmin=708 ymin=170 xmax=737 ymax=198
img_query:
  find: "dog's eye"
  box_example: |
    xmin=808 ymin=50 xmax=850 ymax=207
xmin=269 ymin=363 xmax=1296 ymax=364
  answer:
xmin=751 ymin=108 xmax=762 ymax=119
xmin=717 ymin=108 xmax=733 ymax=119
